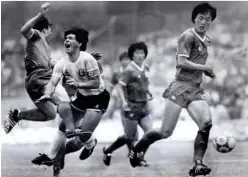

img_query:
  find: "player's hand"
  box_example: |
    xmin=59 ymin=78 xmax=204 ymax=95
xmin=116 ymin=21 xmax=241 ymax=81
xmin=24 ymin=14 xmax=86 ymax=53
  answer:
xmin=67 ymin=80 xmax=79 ymax=89
xmin=35 ymin=95 xmax=51 ymax=103
xmin=123 ymin=101 xmax=130 ymax=111
xmin=204 ymin=64 xmax=213 ymax=73
xmin=204 ymin=70 xmax=216 ymax=79
xmin=91 ymin=52 xmax=102 ymax=61
xmin=40 ymin=2 xmax=50 ymax=15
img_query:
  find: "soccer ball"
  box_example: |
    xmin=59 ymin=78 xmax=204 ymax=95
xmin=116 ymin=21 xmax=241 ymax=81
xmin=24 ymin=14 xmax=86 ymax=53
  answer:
xmin=212 ymin=132 xmax=236 ymax=153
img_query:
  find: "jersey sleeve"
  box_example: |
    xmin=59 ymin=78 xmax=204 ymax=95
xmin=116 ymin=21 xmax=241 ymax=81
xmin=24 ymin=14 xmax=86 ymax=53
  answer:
xmin=85 ymin=56 xmax=100 ymax=78
xmin=119 ymin=69 xmax=131 ymax=86
xmin=52 ymin=58 xmax=64 ymax=79
xmin=27 ymin=29 xmax=40 ymax=42
xmin=177 ymin=33 xmax=194 ymax=58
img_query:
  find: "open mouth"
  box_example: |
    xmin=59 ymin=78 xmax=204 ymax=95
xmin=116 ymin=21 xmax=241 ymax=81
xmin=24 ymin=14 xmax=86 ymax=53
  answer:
xmin=65 ymin=43 xmax=71 ymax=49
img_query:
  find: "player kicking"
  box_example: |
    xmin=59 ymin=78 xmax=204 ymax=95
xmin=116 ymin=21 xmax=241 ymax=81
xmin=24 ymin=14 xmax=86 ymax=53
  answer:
xmin=103 ymin=42 xmax=153 ymax=167
xmin=3 ymin=3 xmax=71 ymax=133
xmin=129 ymin=3 xmax=216 ymax=176
xmin=36 ymin=27 xmax=110 ymax=174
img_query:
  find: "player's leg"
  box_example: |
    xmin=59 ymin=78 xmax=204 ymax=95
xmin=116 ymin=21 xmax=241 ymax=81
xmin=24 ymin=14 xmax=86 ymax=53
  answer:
xmin=187 ymin=99 xmax=212 ymax=176
xmin=138 ymin=114 xmax=153 ymax=166
xmin=78 ymin=89 xmax=110 ymax=160
xmin=103 ymin=117 xmax=138 ymax=166
xmin=130 ymin=99 xmax=182 ymax=167
xmin=4 ymin=83 xmax=70 ymax=133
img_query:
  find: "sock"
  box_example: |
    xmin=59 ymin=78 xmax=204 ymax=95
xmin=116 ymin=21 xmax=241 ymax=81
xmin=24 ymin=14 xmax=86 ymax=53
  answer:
xmin=105 ymin=135 xmax=127 ymax=154
xmin=134 ymin=130 xmax=163 ymax=152
xmin=84 ymin=136 xmax=96 ymax=150
xmin=65 ymin=138 xmax=84 ymax=154
xmin=193 ymin=130 xmax=210 ymax=162
xmin=46 ymin=130 xmax=66 ymax=159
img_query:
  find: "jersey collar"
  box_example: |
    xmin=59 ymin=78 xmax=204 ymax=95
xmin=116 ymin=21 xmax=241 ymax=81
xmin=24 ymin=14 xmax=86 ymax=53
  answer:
xmin=191 ymin=28 xmax=206 ymax=43
xmin=131 ymin=61 xmax=144 ymax=71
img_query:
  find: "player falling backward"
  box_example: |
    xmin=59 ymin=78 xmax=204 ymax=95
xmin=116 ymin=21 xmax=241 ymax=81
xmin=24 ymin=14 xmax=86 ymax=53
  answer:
xmin=3 ymin=3 xmax=74 ymax=135
xmin=130 ymin=3 xmax=217 ymax=177
xmin=3 ymin=2 xmax=104 ymax=165
xmin=35 ymin=27 xmax=110 ymax=173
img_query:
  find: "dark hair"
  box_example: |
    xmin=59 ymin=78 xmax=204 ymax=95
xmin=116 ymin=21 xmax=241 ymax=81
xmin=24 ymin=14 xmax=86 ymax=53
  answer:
xmin=33 ymin=16 xmax=52 ymax=32
xmin=119 ymin=52 xmax=130 ymax=61
xmin=128 ymin=42 xmax=148 ymax=60
xmin=192 ymin=2 xmax=217 ymax=23
xmin=64 ymin=27 xmax=89 ymax=51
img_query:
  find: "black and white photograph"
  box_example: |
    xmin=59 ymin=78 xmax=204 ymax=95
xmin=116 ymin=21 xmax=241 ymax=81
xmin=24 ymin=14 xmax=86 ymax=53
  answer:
xmin=1 ymin=1 xmax=248 ymax=177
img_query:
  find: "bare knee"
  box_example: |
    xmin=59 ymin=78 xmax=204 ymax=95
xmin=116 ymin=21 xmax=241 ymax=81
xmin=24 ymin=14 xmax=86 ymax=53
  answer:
xmin=200 ymin=120 xmax=212 ymax=132
xmin=57 ymin=102 xmax=71 ymax=115
xmin=159 ymin=128 xmax=174 ymax=138
xmin=44 ymin=110 xmax=57 ymax=120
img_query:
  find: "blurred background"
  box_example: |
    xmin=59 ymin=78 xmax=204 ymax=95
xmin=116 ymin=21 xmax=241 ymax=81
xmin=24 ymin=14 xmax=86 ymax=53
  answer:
xmin=1 ymin=1 xmax=248 ymax=144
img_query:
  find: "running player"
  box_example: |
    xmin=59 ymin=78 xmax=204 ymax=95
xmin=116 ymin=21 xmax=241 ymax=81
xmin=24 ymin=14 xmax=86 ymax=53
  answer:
xmin=36 ymin=27 xmax=110 ymax=174
xmin=129 ymin=3 xmax=217 ymax=177
xmin=103 ymin=42 xmax=153 ymax=167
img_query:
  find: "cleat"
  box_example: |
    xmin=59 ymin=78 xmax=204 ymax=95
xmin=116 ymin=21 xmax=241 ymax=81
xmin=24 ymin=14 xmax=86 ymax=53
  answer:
xmin=129 ymin=148 xmax=144 ymax=168
xmin=31 ymin=153 xmax=54 ymax=167
xmin=189 ymin=160 xmax=211 ymax=176
xmin=53 ymin=145 xmax=66 ymax=177
xmin=79 ymin=139 xmax=97 ymax=160
xmin=102 ymin=147 xmax=112 ymax=166
xmin=4 ymin=109 xmax=20 ymax=133
xmin=65 ymin=129 xmax=90 ymax=139
xmin=139 ymin=159 xmax=149 ymax=167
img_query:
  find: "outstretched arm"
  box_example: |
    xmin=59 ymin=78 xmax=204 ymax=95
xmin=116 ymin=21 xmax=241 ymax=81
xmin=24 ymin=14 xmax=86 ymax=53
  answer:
xmin=20 ymin=2 xmax=50 ymax=39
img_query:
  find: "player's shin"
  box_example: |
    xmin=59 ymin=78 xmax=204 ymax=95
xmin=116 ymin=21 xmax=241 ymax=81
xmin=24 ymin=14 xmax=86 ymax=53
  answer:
xmin=105 ymin=135 xmax=128 ymax=154
xmin=193 ymin=123 xmax=212 ymax=161
xmin=65 ymin=137 xmax=84 ymax=154
xmin=134 ymin=130 xmax=163 ymax=152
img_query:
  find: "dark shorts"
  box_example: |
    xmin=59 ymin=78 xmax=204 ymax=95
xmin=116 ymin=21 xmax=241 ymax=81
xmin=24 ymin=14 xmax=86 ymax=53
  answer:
xmin=71 ymin=89 xmax=110 ymax=113
xmin=162 ymin=80 xmax=205 ymax=108
xmin=121 ymin=101 xmax=150 ymax=121
xmin=25 ymin=69 xmax=52 ymax=101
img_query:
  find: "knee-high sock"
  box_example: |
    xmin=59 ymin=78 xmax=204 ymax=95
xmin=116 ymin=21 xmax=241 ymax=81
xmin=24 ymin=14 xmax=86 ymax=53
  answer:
xmin=134 ymin=130 xmax=163 ymax=152
xmin=105 ymin=135 xmax=127 ymax=154
xmin=193 ymin=130 xmax=210 ymax=161
xmin=46 ymin=130 xmax=66 ymax=159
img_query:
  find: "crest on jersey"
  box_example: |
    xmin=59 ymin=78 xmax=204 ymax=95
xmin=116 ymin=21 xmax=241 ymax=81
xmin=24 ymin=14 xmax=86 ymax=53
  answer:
xmin=78 ymin=69 xmax=86 ymax=77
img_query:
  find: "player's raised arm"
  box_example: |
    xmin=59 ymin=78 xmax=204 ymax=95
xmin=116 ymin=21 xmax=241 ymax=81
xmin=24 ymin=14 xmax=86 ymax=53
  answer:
xmin=20 ymin=2 xmax=50 ymax=39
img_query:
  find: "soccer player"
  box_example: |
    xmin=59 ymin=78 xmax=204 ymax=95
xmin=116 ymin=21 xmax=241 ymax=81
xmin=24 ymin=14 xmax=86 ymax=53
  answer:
xmin=104 ymin=52 xmax=138 ymax=156
xmin=129 ymin=3 xmax=217 ymax=176
xmin=31 ymin=52 xmax=103 ymax=167
xmin=103 ymin=42 xmax=153 ymax=167
xmin=3 ymin=3 xmax=70 ymax=136
xmin=36 ymin=27 xmax=110 ymax=173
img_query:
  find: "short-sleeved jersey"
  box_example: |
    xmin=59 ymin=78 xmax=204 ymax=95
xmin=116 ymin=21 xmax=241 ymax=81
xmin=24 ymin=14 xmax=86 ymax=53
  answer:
xmin=119 ymin=61 xmax=150 ymax=102
xmin=24 ymin=29 xmax=52 ymax=76
xmin=53 ymin=51 xmax=105 ymax=96
xmin=111 ymin=67 xmax=124 ymax=85
xmin=176 ymin=28 xmax=211 ymax=84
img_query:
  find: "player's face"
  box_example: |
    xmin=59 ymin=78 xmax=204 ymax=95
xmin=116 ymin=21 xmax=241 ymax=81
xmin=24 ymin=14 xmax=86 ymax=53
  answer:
xmin=194 ymin=12 xmax=212 ymax=34
xmin=132 ymin=49 xmax=145 ymax=66
xmin=120 ymin=57 xmax=131 ymax=68
xmin=64 ymin=34 xmax=81 ymax=54
xmin=44 ymin=26 xmax=52 ymax=41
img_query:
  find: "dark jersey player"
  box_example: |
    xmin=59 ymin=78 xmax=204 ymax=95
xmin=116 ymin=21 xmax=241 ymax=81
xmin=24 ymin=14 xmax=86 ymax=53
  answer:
xmin=102 ymin=42 xmax=153 ymax=167
xmin=3 ymin=3 xmax=70 ymax=134
xmin=130 ymin=3 xmax=217 ymax=177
